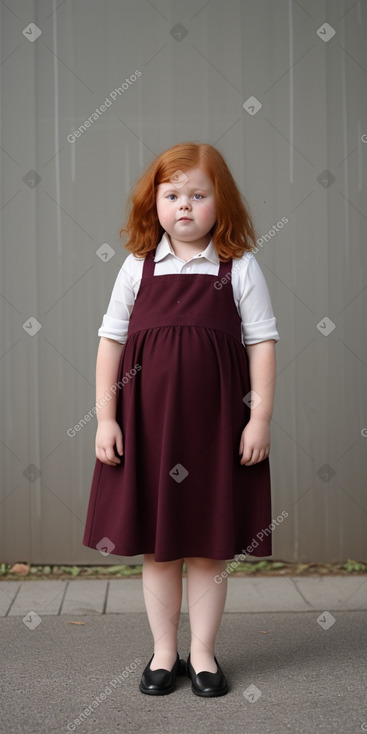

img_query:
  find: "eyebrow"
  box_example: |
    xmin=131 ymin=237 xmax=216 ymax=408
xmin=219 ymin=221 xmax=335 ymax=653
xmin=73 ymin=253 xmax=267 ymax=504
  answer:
xmin=160 ymin=185 xmax=210 ymax=192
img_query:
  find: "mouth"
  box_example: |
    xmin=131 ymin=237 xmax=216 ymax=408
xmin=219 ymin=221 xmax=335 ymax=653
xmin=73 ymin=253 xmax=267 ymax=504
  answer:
xmin=178 ymin=217 xmax=192 ymax=221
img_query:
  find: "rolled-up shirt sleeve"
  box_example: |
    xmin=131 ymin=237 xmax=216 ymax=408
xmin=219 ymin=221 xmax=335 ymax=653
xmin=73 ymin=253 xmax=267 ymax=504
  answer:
xmin=97 ymin=259 xmax=137 ymax=344
xmin=235 ymin=254 xmax=280 ymax=346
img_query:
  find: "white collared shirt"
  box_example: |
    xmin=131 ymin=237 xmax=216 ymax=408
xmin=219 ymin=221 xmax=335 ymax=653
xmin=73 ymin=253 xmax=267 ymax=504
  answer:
xmin=98 ymin=232 xmax=280 ymax=346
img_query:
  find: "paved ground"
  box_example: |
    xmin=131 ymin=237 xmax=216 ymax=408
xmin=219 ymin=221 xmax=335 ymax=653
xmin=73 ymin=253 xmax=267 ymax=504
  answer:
xmin=1 ymin=576 xmax=367 ymax=734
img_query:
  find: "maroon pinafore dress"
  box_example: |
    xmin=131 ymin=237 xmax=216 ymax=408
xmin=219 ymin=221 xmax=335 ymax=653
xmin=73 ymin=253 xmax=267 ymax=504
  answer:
xmin=82 ymin=249 xmax=272 ymax=561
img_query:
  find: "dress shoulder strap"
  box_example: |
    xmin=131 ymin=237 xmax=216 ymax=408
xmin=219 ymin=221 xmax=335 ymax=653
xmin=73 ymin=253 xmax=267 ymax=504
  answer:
xmin=218 ymin=258 xmax=232 ymax=279
xmin=142 ymin=249 xmax=156 ymax=278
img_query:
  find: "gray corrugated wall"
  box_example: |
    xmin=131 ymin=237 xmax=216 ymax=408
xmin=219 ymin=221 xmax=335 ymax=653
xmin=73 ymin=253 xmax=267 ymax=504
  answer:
xmin=1 ymin=0 xmax=366 ymax=565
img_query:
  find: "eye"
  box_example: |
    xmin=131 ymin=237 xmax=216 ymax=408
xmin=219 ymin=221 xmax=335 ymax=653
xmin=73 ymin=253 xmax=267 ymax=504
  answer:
xmin=164 ymin=192 xmax=204 ymax=201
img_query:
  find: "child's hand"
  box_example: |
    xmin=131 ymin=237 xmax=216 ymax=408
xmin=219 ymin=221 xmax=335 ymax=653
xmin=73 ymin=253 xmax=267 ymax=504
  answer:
xmin=95 ymin=419 xmax=124 ymax=466
xmin=239 ymin=418 xmax=270 ymax=466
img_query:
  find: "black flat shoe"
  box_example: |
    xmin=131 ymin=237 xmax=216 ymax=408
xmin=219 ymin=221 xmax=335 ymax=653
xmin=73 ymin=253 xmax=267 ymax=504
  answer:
xmin=187 ymin=653 xmax=229 ymax=697
xmin=139 ymin=652 xmax=187 ymax=695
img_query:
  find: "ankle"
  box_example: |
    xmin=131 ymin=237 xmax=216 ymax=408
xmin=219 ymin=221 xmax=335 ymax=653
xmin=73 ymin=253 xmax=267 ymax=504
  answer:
xmin=150 ymin=648 xmax=178 ymax=671
xmin=189 ymin=649 xmax=217 ymax=674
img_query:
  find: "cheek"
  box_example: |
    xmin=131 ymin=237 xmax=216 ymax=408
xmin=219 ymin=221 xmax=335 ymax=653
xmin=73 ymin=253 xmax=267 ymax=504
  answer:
xmin=198 ymin=201 xmax=216 ymax=224
xmin=156 ymin=199 xmax=171 ymax=223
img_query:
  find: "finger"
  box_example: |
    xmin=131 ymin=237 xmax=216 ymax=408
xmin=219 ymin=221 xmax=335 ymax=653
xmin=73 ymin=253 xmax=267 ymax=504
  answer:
xmin=104 ymin=457 xmax=119 ymax=466
xmin=257 ymin=448 xmax=268 ymax=462
xmin=96 ymin=445 xmax=120 ymax=466
xmin=101 ymin=447 xmax=120 ymax=466
xmin=98 ymin=452 xmax=112 ymax=466
xmin=105 ymin=445 xmax=117 ymax=461
xmin=246 ymin=449 xmax=261 ymax=465
xmin=96 ymin=448 xmax=107 ymax=464
xmin=116 ymin=436 xmax=124 ymax=456
xmin=240 ymin=448 xmax=252 ymax=465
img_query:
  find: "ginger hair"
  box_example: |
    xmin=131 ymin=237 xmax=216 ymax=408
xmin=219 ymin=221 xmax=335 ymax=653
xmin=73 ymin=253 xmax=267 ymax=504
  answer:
xmin=119 ymin=142 xmax=258 ymax=261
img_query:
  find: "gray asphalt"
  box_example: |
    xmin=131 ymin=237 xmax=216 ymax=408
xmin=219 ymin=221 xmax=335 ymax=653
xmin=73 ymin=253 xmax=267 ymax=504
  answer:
xmin=1 ymin=576 xmax=367 ymax=734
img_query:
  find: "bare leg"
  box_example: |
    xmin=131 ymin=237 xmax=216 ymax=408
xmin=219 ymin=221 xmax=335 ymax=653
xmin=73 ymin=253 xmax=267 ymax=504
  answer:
xmin=185 ymin=557 xmax=228 ymax=673
xmin=142 ymin=553 xmax=184 ymax=671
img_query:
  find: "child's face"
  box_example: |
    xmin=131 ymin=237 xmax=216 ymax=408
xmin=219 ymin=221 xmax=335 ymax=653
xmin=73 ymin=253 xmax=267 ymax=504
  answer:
xmin=156 ymin=167 xmax=217 ymax=244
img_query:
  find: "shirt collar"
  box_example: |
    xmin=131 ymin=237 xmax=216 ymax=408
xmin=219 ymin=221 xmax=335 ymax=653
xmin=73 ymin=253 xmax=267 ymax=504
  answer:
xmin=153 ymin=231 xmax=219 ymax=266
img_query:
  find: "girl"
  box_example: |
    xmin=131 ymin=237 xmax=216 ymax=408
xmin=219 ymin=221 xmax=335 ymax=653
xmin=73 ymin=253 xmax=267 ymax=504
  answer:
xmin=83 ymin=142 xmax=279 ymax=697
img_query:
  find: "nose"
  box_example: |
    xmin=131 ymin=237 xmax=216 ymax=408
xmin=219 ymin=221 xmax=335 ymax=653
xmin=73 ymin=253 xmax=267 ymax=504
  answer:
xmin=179 ymin=197 xmax=191 ymax=210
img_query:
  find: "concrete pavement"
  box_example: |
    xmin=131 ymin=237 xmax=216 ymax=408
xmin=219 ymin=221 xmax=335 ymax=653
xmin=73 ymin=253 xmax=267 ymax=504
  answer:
xmin=1 ymin=576 xmax=367 ymax=733
xmin=2 ymin=575 xmax=367 ymax=617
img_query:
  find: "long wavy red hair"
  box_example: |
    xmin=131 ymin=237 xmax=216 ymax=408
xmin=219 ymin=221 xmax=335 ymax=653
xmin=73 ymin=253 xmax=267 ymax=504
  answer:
xmin=119 ymin=142 xmax=258 ymax=261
